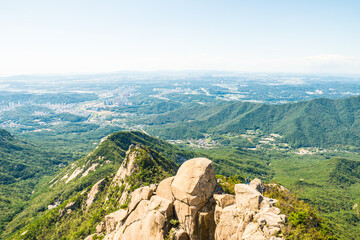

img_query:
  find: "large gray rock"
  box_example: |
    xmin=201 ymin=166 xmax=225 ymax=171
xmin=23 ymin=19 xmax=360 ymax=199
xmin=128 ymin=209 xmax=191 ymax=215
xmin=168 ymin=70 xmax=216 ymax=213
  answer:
xmin=128 ymin=186 xmax=154 ymax=212
xmin=156 ymin=176 xmax=175 ymax=201
xmin=171 ymin=158 xmax=217 ymax=239
xmin=213 ymin=194 xmax=235 ymax=208
xmin=99 ymin=195 xmax=173 ymax=240
xmin=250 ymin=178 xmax=264 ymax=194
xmin=102 ymin=209 xmax=128 ymax=233
xmin=214 ymin=205 xmax=242 ymax=240
xmin=113 ymin=145 xmax=139 ymax=185
xmin=260 ymin=197 xmax=278 ymax=209
xmin=214 ymin=181 xmax=285 ymax=240
xmin=242 ymin=222 xmax=267 ymax=240
xmin=149 ymin=195 xmax=174 ymax=219
xmin=174 ymin=200 xmax=199 ymax=239
xmin=235 ymin=184 xmax=263 ymax=211
xmin=171 ymin=158 xmax=216 ymax=206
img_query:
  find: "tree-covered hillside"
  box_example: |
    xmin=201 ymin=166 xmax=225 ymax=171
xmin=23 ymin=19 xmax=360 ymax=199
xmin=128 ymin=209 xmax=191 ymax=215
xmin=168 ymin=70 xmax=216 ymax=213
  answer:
xmin=3 ymin=132 xmax=337 ymax=240
xmin=1 ymin=131 xmax=188 ymax=239
xmin=142 ymin=96 xmax=360 ymax=148
xmin=0 ymin=129 xmax=77 ymax=234
xmin=1 ymin=131 xmax=276 ymax=239
xmin=270 ymin=152 xmax=360 ymax=239
xmin=11 ymin=144 xmax=177 ymax=240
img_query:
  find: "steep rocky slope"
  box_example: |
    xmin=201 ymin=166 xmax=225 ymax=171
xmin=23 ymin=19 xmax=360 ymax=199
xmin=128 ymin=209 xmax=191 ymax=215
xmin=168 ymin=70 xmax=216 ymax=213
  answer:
xmin=13 ymin=144 xmax=177 ymax=240
xmin=5 ymin=131 xmax=336 ymax=240
xmin=4 ymin=132 xmax=185 ymax=240
xmin=86 ymin=157 xmax=286 ymax=240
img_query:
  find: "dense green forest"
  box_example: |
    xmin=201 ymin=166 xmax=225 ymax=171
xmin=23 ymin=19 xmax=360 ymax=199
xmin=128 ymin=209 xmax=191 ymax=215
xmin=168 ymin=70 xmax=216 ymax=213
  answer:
xmin=1 ymin=130 xmax=275 ymax=239
xmin=270 ymin=153 xmax=360 ymax=239
xmin=142 ymin=96 xmax=360 ymax=148
xmin=19 ymin=123 xmax=125 ymax=154
xmin=0 ymin=129 xmax=79 ymax=234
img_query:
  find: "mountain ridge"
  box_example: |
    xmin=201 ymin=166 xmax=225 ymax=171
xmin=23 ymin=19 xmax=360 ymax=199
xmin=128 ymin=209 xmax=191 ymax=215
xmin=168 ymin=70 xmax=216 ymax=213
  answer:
xmin=142 ymin=95 xmax=360 ymax=148
xmin=1 ymin=131 xmax=188 ymax=239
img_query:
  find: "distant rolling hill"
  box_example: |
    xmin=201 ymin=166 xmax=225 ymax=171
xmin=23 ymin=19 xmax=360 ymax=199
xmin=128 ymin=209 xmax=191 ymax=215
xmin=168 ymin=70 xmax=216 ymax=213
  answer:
xmin=141 ymin=96 xmax=360 ymax=148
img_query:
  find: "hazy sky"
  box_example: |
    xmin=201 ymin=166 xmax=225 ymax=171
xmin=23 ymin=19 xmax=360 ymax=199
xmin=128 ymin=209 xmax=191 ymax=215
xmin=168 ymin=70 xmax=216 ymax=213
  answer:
xmin=1 ymin=0 xmax=359 ymax=75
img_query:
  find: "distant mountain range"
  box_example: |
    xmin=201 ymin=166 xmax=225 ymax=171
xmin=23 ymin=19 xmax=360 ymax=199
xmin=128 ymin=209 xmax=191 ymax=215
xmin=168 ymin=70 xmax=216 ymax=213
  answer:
xmin=142 ymin=95 xmax=360 ymax=148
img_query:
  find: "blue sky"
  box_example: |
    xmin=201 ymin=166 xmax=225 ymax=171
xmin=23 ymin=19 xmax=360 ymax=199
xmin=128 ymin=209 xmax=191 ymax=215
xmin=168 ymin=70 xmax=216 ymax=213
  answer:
xmin=0 ymin=0 xmax=359 ymax=75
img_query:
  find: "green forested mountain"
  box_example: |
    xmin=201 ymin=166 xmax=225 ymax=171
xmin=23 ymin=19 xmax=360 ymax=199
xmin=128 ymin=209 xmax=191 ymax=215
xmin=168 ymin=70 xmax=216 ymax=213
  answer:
xmin=11 ymin=144 xmax=177 ymax=240
xmin=2 ymin=130 xmax=338 ymax=240
xmin=2 ymin=130 xmax=278 ymax=239
xmin=142 ymin=96 xmax=360 ymax=148
xmin=1 ymin=131 xmax=187 ymax=239
xmin=2 ymin=94 xmax=360 ymax=239
xmin=270 ymin=153 xmax=360 ymax=239
xmin=0 ymin=129 xmax=77 ymax=234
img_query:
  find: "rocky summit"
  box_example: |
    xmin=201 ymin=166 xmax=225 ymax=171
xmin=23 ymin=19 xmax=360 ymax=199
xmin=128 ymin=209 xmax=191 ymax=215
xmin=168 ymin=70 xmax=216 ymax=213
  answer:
xmin=85 ymin=155 xmax=286 ymax=240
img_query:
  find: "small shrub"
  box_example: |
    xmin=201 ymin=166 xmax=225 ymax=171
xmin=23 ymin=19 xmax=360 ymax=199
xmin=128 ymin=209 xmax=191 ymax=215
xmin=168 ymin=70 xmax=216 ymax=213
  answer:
xmin=170 ymin=219 xmax=179 ymax=227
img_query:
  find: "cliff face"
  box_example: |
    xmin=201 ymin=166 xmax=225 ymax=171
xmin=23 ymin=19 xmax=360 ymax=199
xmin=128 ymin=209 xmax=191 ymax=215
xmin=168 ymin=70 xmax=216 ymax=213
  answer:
xmin=86 ymin=156 xmax=286 ymax=240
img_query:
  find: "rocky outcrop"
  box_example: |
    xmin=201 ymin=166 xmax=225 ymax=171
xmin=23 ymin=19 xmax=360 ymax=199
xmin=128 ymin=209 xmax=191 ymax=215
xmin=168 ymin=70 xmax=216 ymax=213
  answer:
xmin=86 ymin=178 xmax=105 ymax=208
xmin=235 ymin=184 xmax=263 ymax=211
xmin=86 ymin=158 xmax=286 ymax=240
xmin=113 ymin=145 xmax=138 ymax=186
xmin=101 ymin=191 xmax=173 ymax=240
xmin=171 ymin=158 xmax=216 ymax=206
xmin=156 ymin=176 xmax=175 ymax=201
xmin=171 ymin=158 xmax=217 ymax=239
xmin=214 ymin=179 xmax=286 ymax=240
xmin=128 ymin=185 xmax=155 ymax=212
xmin=65 ymin=166 xmax=84 ymax=183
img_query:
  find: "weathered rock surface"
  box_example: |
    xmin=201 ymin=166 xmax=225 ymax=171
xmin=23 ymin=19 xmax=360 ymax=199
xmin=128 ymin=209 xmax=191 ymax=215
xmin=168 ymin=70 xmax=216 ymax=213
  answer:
xmin=175 ymin=229 xmax=189 ymax=240
xmin=214 ymin=179 xmax=286 ymax=240
xmin=156 ymin=176 xmax=175 ymax=201
xmin=100 ymin=209 xmax=127 ymax=233
xmin=100 ymin=194 xmax=174 ymax=240
xmin=113 ymin=145 xmax=138 ymax=185
xmin=213 ymin=194 xmax=235 ymax=208
xmin=171 ymin=158 xmax=216 ymax=206
xmin=128 ymin=185 xmax=154 ymax=212
xmin=171 ymin=158 xmax=217 ymax=240
xmin=235 ymin=184 xmax=263 ymax=211
xmin=250 ymin=178 xmax=264 ymax=193
xmin=214 ymin=204 xmax=242 ymax=240
xmin=86 ymin=178 xmax=105 ymax=208
xmin=86 ymin=158 xmax=286 ymax=240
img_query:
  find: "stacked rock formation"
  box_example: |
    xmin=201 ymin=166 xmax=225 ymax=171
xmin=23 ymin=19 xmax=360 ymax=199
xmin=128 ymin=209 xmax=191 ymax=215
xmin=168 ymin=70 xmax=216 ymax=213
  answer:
xmin=86 ymin=157 xmax=286 ymax=240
